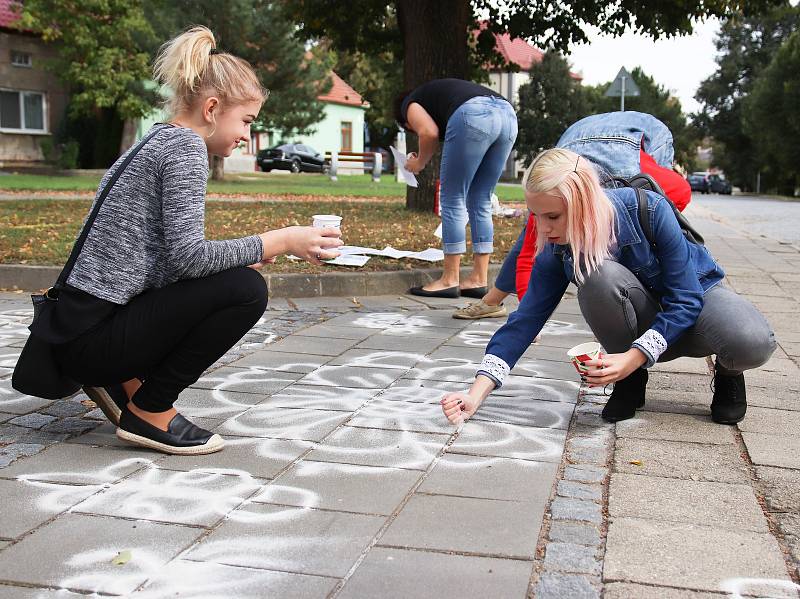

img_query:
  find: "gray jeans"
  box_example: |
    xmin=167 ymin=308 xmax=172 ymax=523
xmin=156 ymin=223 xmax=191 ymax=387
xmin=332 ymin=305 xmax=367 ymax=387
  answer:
xmin=576 ymin=260 xmax=776 ymax=375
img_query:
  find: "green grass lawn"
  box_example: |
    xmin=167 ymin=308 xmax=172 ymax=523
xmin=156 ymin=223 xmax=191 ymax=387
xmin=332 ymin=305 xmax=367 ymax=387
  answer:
xmin=0 ymin=199 xmax=524 ymax=271
xmin=0 ymin=172 xmax=526 ymax=201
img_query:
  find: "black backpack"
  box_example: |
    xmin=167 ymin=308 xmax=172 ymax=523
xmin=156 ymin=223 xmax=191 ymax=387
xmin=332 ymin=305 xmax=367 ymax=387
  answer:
xmin=612 ymin=173 xmax=704 ymax=248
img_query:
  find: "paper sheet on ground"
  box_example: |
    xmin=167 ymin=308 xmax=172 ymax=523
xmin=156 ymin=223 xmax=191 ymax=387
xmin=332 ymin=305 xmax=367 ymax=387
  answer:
xmin=390 ymin=146 xmax=418 ymax=188
xmin=406 ymin=247 xmax=444 ymax=261
xmin=324 ymin=254 xmax=371 ymax=267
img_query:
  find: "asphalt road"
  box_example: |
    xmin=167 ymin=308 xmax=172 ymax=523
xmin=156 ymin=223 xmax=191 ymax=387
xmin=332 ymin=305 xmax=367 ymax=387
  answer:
xmin=692 ymin=192 xmax=800 ymax=245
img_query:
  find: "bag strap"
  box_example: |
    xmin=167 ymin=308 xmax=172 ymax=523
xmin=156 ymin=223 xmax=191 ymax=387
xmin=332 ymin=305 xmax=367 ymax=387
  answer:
xmin=53 ymin=126 xmax=165 ymax=290
xmin=635 ymin=188 xmax=655 ymax=249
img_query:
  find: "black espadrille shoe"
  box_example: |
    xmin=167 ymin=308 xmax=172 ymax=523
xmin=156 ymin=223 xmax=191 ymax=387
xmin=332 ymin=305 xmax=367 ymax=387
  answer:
xmin=116 ymin=409 xmax=224 ymax=455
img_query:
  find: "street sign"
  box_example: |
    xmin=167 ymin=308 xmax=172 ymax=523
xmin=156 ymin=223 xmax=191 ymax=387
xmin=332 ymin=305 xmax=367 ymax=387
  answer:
xmin=605 ymin=67 xmax=640 ymax=111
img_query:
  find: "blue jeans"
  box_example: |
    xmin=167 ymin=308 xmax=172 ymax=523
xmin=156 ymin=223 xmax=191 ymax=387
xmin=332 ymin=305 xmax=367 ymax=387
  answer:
xmin=439 ymin=96 xmax=518 ymax=255
xmin=494 ymin=221 xmax=526 ymax=293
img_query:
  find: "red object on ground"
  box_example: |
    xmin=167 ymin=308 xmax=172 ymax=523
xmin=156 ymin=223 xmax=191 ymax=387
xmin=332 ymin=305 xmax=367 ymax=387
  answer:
xmin=639 ymin=148 xmax=691 ymax=212
xmin=515 ymin=214 xmax=538 ymax=299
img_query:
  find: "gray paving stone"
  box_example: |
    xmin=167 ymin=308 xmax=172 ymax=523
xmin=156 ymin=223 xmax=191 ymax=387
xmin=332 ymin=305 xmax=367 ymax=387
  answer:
xmin=7 ymin=413 xmax=57 ymax=429
xmin=548 ymin=521 xmax=601 ymax=546
xmin=426 ymin=344 xmax=489 ymax=363
xmin=379 ymin=324 xmax=463 ymax=340
xmin=40 ymin=417 xmax=100 ymax=436
xmin=563 ymin=465 xmax=606 ymax=484
xmin=756 ymin=466 xmax=800 ymax=513
xmin=739 ymin=406 xmax=800 ymax=437
xmin=609 ymin=473 xmax=768 ymax=533
xmin=448 ymin=421 xmax=567 ymax=463
xmin=603 ymin=582 xmax=726 ymax=598
xmin=550 ymin=497 xmax=602 ymax=524
xmin=186 ymin=503 xmax=384 ymax=577
xmin=63 ymin=420 xmax=136 ymax=448
xmin=381 ymin=493 xmax=542 ymax=558
xmin=191 ymin=367 xmax=303 ymax=395
xmin=379 ymin=383 xmax=451 ymax=404
xmin=293 ymin=322 xmax=375 ymax=340
xmin=544 ymin=542 xmax=601 ymax=575
xmin=419 ymin=453 xmax=558 ymax=503
xmin=0 ymin=477 xmax=98 ymax=538
xmin=228 ymin=350 xmax=332 ymax=373
xmin=262 ymin=384 xmax=380 ymax=412
xmin=0 ymin=390 xmax=50 ymax=415
xmin=157 ymin=436 xmax=313 ymax=480
xmin=743 ymin=431 xmax=800 ymax=469
xmin=615 ymin=411 xmax=734 ymax=444
xmin=254 ymin=460 xmax=419 ymax=515
xmin=296 ymin=364 xmax=408 ymax=389
xmin=0 ymin=587 xmax=88 ymax=599
xmin=173 ymin=387 xmax=269 ymax=419
xmin=347 ymin=399 xmax=456 ymax=435
xmin=604 ymin=517 xmax=793 ymax=595
xmin=40 ymin=400 xmax=88 ymax=418
xmin=73 ymin=465 xmax=261 ymax=527
xmin=614 ymin=437 xmax=749 ymax=484
xmin=339 ymin=547 xmax=533 ymax=599
xmin=327 ymin=348 xmax=423 ymax=369
xmin=0 ymin=513 xmax=202 ymax=595
xmin=305 ymin=426 xmax=447 ymax=470
xmin=535 ymin=572 xmax=600 ymax=599
xmin=557 ymin=480 xmax=602 ymax=501
xmin=140 ymin=559 xmax=337 ymax=598
xmin=0 ymin=443 xmax=150 ymax=484
xmin=493 ymin=377 xmax=581 ymax=402
xmin=216 ymin=405 xmax=350 ymax=441
xmin=0 ymin=412 xmax=15 ymax=423
xmin=474 ymin=395 xmax=575 ymax=429
xmin=652 ymin=356 xmax=714 ymax=375
xmin=0 ymin=442 xmax=45 ymax=468
xmin=267 ymin=335 xmax=359 ymax=356
xmin=647 ymin=371 xmax=713 ymax=394
xmin=356 ymin=334 xmax=444 ymax=353
xmin=508 ymin=358 xmax=580 ymax=382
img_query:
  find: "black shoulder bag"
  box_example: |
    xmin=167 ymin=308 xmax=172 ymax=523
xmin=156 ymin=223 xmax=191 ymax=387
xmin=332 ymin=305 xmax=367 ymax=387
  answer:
xmin=11 ymin=128 xmax=162 ymax=399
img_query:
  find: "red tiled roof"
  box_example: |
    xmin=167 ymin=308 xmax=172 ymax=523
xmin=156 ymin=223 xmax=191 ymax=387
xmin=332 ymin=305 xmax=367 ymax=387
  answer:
xmin=0 ymin=0 xmax=22 ymax=29
xmin=474 ymin=23 xmax=582 ymax=80
xmin=317 ymin=71 xmax=368 ymax=108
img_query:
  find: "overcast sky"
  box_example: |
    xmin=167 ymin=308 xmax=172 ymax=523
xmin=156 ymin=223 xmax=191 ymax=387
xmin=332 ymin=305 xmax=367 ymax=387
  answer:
xmin=566 ymin=18 xmax=722 ymax=115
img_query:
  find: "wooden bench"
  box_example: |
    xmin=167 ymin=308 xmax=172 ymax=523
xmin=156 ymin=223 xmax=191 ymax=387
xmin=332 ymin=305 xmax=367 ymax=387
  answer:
xmin=324 ymin=151 xmax=383 ymax=182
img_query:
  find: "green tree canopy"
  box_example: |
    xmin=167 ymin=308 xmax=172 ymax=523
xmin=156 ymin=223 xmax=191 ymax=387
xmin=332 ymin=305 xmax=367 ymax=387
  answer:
xmin=743 ymin=30 xmax=800 ymax=194
xmin=20 ymin=0 xmax=157 ymax=120
xmin=694 ymin=3 xmax=800 ymax=191
xmin=285 ymin=0 xmax=783 ymax=211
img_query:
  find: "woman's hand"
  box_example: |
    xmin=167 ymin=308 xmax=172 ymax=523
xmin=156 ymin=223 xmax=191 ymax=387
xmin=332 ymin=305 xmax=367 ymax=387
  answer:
xmin=404 ymin=152 xmax=425 ymax=174
xmin=583 ymin=349 xmax=647 ymax=387
xmin=440 ymin=391 xmax=483 ymax=425
xmin=264 ymin=226 xmax=343 ymax=265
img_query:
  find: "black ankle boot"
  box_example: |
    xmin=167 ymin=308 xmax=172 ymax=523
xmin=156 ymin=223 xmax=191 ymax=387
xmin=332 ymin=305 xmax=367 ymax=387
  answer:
xmin=711 ymin=365 xmax=747 ymax=424
xmin=601 ymin=368 xmax=648 ymax=422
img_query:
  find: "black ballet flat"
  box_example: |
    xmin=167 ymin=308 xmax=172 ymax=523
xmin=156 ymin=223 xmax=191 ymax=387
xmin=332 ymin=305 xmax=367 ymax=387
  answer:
xmin=408 ymin=285 xmax=460 ymax=298
xmin=459 ymin=286 xmax=488 ymax=299
xmin=116 ymin=409 xmax=224 ymax=455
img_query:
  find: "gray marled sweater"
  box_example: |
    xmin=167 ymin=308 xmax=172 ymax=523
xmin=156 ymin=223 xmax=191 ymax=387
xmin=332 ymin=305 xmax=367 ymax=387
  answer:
xmin=67 ymin=124 xmax=263 ymax=304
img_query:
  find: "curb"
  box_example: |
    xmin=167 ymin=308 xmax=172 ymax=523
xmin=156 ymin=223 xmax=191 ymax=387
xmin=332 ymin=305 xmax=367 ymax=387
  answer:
xmin=0 ymin=263 xmax=501 ymax=298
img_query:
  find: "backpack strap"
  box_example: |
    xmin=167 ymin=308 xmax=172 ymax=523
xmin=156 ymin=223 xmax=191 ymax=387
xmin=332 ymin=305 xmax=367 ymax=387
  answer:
xmin=52 ymin=126 xmax=165 ymax=292
xmin=635 ymin=187 xmax=655 ymax=249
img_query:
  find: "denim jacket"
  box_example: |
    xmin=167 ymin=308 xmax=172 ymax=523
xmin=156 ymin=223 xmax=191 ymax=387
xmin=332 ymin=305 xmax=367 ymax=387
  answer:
xmin=556 ymin=111 xmax=674 ymax=177
xmin=477 ymin=187 xmax=725 ymax=387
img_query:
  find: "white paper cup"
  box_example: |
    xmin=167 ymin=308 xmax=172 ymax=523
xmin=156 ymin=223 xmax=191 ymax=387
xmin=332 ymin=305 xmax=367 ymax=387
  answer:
xmin=312 ymin=214 xmax=342 ymax=230
xmin=566 ymin=342 xmax=602 ymax=374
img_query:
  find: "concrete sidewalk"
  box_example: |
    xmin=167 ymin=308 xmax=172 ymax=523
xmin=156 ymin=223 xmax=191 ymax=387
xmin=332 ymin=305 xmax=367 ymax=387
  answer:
xmin=0 ymin=201 xmax=797 ymax=597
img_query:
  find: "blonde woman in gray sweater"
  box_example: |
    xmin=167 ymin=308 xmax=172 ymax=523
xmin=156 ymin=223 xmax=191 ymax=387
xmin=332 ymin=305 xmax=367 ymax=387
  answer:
xmin=46 ymin=27 xmax=341 ymax=455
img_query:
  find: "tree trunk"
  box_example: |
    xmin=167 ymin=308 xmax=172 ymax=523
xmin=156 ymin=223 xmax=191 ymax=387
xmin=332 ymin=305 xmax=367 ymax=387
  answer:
xmin=119 ymin=118 xmax=139 ymax=156
xmin=397 ymin=0 xmax=471 ymax=212
xmin=210 ymin=155 xmax=225 ymax=180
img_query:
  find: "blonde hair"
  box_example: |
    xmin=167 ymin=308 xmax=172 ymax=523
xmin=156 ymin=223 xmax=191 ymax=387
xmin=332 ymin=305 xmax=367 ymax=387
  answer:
xmin=522 ymin=148 xmax=616 ymax=284
xmin=153 ymin=26 xmax=268 ymax=118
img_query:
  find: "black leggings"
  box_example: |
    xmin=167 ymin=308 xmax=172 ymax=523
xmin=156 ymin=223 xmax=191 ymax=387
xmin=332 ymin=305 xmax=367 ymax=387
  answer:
xmin=56 ymin=267 xmax=268 ymax=412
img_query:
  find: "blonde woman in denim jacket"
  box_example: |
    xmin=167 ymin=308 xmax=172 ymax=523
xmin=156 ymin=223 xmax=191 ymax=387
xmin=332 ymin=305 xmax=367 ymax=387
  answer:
xmin=441 ymin=148 xmax=776 ymax=425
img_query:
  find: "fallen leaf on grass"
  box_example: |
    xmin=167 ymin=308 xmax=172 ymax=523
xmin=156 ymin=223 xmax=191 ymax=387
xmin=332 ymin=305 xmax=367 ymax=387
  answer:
xmin=111 ymin=550 xmax=132 ymax=565
xmin=351 ymin=296 xmax=364 ymax=308
xmin=629 ymin=460 xmax=643 ymax=466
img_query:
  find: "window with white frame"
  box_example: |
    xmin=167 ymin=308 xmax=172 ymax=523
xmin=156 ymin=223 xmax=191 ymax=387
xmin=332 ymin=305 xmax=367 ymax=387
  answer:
xmin=0 ymin=90 xmax=46 ymax=132
xmin=11 ymin=51 xmax=32 ymax=67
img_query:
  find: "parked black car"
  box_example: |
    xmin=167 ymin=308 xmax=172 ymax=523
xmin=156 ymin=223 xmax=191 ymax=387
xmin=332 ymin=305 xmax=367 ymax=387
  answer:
xmin=687 ymin=173 xmax=709 ymax=193
xmin=257 ymin=143 xmax=328 ymax=173
xmin=707 ymin=174 xmax=733 ymax=195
